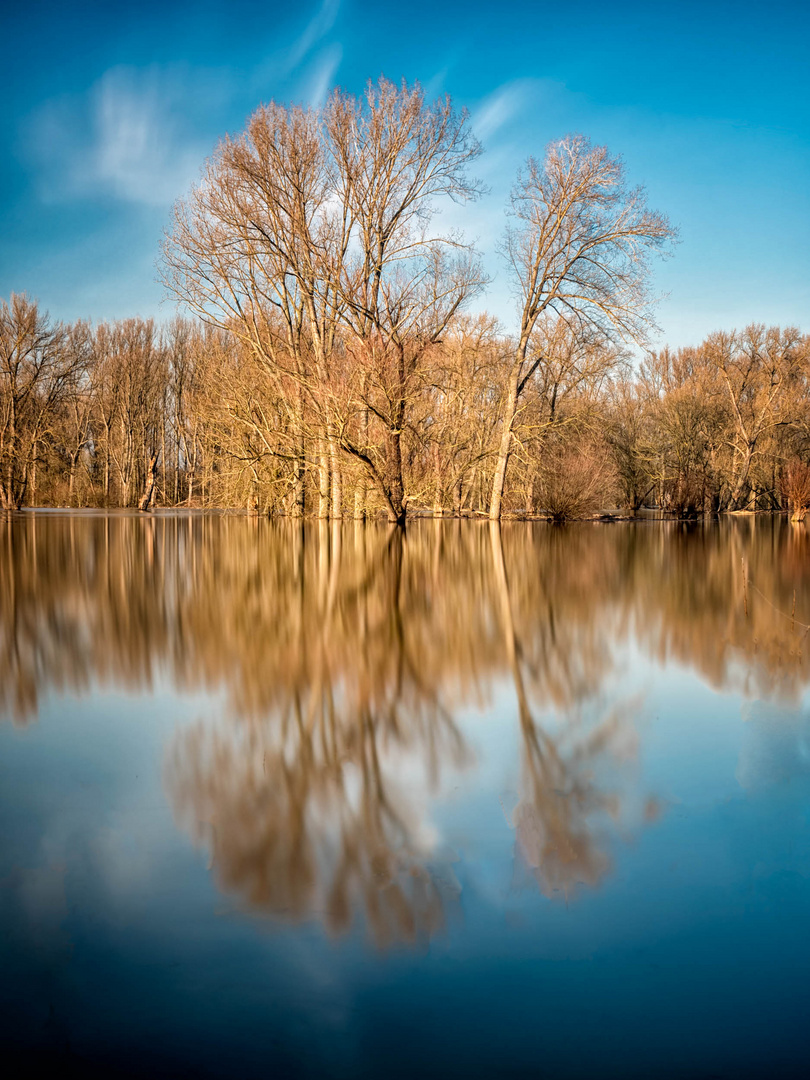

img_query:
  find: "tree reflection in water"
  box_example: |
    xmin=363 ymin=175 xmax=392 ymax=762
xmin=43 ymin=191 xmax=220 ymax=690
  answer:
xmin=3 ymin=513 xmax=810 ymax=942
xmin=168 ymin=525 xmax=471 ymax=947
xmin=489 ymin=523 xmax=639 ymax=898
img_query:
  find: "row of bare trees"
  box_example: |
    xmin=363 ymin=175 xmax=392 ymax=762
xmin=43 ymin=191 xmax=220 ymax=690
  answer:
xmin=2 ymin=291 xmax=809 ymax=518
xmin=609 ymin=325 xmax=810 ymax=519
xmin=160 ymin=78 xmax=677 ymax=522
xmin=0 ymin=296 xmax=208 ymax=510
xmin=2 ymin=79 xmax=808 ymax=517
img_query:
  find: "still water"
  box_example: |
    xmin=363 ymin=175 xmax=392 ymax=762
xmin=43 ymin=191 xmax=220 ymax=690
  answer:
xmin=2 ymin=512 xmax=810 ymax=1078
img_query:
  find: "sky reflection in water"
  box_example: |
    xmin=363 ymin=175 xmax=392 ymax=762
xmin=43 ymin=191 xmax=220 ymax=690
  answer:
xmin=1 ymin=514 xmax=810 ymax=1078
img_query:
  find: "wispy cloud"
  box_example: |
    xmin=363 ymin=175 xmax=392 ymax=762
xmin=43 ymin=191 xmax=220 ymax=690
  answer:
xmin=28 ymin=67 xmax=211 ymax=206
xmin=286 ymin=0 xmax=341 ymax=71
xmin=423 ymin=66 xmax=450 ymax=101
xmin=24 ymin=3 xmax=347 ymax=214
xmin=91 ymin=69 xmax=206 ymax=203
xmin=471 ymin=79 xmax=538 ymax=144
xmin=299 ymin=43 xmax=343 ymax=108
xmin=249 ymin=0 xmax=343 ymax=100
xmin=471 ymin=78 xmax=581 ymax=146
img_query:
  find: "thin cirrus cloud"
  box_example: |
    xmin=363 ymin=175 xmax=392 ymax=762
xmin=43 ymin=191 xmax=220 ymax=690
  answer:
xmin=22 ymin=2 xmax=345 ymax=210
xmin=297 ymin=42 xmax=344 ymax=109
xmin=247 ymin=0 xmax=342 ymax=98
xmin=472 ymin=79 xmax=537 ymax=144
xmin=470 ymin=77 xmax=589 ymax=155
xmin=28 ymin=67 xmax=212 ymax=207
xmin=284 ymin=0 xmax=341 ymax=73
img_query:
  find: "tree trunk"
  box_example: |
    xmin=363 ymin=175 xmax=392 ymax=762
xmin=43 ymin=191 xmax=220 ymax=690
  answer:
xmin=29 ymin=442 xmax=37 ymax=506
xmin=729 ymin=448 xmax=754 ymax=510
xmin=433 ymin=444 xmax=443 ymax=517
xmin=138 ymin=453 xmax=159 ymax=512
xmin=247 ymin=473 xmax=260 ymax=514
xmin=103 ymin=425 xmax=111 ymax=506
xmin=329 ymin=435 xmax=342 ymax=519
xmin=489 ymin=369 xmax=520 ymax=520
xmin=68 ymin=453 xmax=79 ymax=506
xmin=318 ymin=436 xmax=330 ymax=519
xmin=291 ymin=391 xmax=305 ymax=517
xmin=384 ymin=425 xmax=406 ymax=525
xmin=352 ymin=392 xmax=368 ymax=521
xmin=291 ymin=436 xmax=305 ymax=518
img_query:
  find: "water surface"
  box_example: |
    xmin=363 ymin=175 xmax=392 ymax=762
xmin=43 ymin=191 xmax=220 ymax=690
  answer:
xmin=2 ymin=513 xmax=810 ymax=1077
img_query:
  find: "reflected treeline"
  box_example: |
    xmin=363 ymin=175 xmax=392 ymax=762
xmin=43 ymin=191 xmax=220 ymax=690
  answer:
xmin=3 ymin=514 xmax=810 ymax=939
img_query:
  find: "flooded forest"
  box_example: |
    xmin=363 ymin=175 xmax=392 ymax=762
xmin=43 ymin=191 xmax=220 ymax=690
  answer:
xmin=3 ymin=299 xmax=809 ymax=523
xmin=3 ymin=4 xmax=810 ymax=1071
xmin=2 ymin=80 xmax=807 ymax=524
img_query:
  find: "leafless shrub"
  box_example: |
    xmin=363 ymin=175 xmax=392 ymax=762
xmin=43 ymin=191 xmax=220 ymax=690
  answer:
xmin=781 ymin=459 xmax=810 ymax=522
xmin=537 ymin=438 xmax=618 ymax=522
xmin=665 ymin=473 xmax=704 ymax=519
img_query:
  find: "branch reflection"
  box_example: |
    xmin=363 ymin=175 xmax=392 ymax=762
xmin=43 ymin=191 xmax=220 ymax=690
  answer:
xmin=3 ymin=514 xmax=810 ymax=942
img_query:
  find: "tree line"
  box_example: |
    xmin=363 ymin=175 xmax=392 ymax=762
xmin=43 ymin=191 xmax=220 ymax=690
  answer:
xmin=2 ymin=79 xmax=808 ymax=519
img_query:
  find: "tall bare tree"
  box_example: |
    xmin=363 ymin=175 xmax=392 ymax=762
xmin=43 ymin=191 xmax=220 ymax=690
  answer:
xmin=162 ymin=99 xmax=351 ymax=517
xmin=488 ymin=136 xmax=676 ymax=519
xmin=325 ymin=80 xmax=484 ymax=522
xmin=163 ymin=78 xmax=483 ymax=525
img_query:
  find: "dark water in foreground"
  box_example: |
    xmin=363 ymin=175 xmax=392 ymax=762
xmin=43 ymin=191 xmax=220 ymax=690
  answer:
xmin=2 ymin=512 xmax=810 ymax=1078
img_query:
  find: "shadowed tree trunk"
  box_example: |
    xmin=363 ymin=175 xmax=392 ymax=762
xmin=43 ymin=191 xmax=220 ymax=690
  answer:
xmin=139 ymin=452 xmax=159 ymax=511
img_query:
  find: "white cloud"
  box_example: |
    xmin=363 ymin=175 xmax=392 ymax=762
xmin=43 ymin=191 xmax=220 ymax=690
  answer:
xmin=300 ymin=43 xmax=343 ymax=108
xmin=92 ymin=69 xmax=206 ymax=204
xmin=286 ymin=0 xmax=341 ymax=72
xmin=28 ymin=67 xmax=211 ymax=207
xmin=470 ymin=77 xmax=584 ymax=148
xmin=473 ymin=83 xmax=527 ymax=143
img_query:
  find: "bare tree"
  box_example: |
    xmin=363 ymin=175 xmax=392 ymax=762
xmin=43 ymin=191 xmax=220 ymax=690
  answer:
xmin=488 ymin=136 xmax=676 ymax=519
xmin=163 ymin=78 xmax=483 ymax=525
xmin=421 ymin=313 xmax=507 ymax=515
xmin=709 ymin=325 xmax=807 ymax=509
xmin=781 ymin=459 xmax=810 ymax=522
xmin=325 ymin=80 xmax=484 ymax=522
xmin=0 ymin=295 xmax=78 ymax=509
xmin=163 ymin=99 xmax=352 ymax=518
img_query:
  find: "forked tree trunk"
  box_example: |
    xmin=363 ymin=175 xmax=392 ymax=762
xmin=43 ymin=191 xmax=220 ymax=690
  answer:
xmin=729 ymin=448 xmax=754 ymax=510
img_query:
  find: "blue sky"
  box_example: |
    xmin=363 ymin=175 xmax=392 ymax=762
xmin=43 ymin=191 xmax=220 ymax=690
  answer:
xmin=2 ymin=0 xmax=808 ymax=347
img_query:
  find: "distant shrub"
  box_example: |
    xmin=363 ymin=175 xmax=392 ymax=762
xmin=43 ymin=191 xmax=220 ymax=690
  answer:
xmin=665 ymin=473 xmax=705 ymax=519
xmin=538 ymin=438 xmax=618 ymax=522
xmin=781 ymin=459 xmax=810 ymax=522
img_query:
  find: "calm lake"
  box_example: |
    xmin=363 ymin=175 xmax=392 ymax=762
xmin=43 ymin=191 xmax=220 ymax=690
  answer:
xmin=2 ymin=512 xmax=810 ymax=1078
